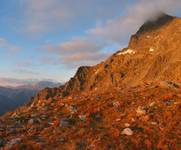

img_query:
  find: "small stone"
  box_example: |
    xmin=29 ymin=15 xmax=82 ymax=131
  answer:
xmin=116 ymin=118 xmax=121 ymax=122
xmin=60 ymin=118 xmax=72 ymax=127
xmin=164 ymin=99 xmax=175 ymax=106
xmin=149 ymin=48 xmax=154 ymax=52
xmin=28 ymin=119 xmax=35 ymax=125
xmin=68 ymin=105 xmax=77 ymax=114
xmin=136 ymin=106 xmax=146 ymax=116
xmin=167 ymin=81 xmax=180 ymax=89
xmin=177 ymin=94 xmax=181 ymax=98
xmin=79 ymin=115 xmax=86 ymax=122
xmin=0 ymin=128 xmax=4 ymax=132
xmin=59 ymin=137 xmax=65 ymax=142
xmin=96 ymin=96 xmax=101 ymax=100
xmin=91 ymin=112 xmax=101 ymax=121
xmin=31 ymin=113 xmax=37 ymax=117
xmin=121 ymin=128 xmax=133 ymax=136
xmin=51 ymin=119 xmax=59 ymax=126
xmin=150 ymin=122 xmax=157 ymax=125
xmin=124 ymin=123 xmax=130 ymax=127
xmin=113 ymin=101 xmax=120 ymax=108
xmin=8 ymin=128 xmax=17 ymax=134
xmin=131 ymin=118 xmax=135 ymax=122
xmin=6 ymin=138 xmax=21 ymax=148
xmin=0 ymin=138 xmax=4 ymax=147
xmin=40 ymin=115 xmax=48 ymax=120
xmin=149 ymin=102 xmax=156 ymax=107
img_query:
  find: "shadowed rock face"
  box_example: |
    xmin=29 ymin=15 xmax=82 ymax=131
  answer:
xmin=63 ymin=66 xmax=93 ymax=96
xmin=136 ymin=13 xmax=174 ymax=34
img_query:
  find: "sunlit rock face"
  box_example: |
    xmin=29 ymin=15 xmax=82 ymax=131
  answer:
xmin=62 ymin=14 xmax=181 ymax=95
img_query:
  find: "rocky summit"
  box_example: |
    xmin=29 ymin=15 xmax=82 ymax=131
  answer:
xmin=0 ymin=14 xmax=181 ymax=150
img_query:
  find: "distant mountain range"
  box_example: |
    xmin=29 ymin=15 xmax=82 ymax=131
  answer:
xmin=0 ymin=81 xmax=61 ymax=115
xmin=15 ymin=81 xmax=62 ymax=90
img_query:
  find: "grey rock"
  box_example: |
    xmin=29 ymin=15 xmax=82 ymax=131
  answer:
xmin=28 ymin=118 xmax=35 ymax=125
xmin=0 ymin=138 xmax=4 ymax=147
xmin=60 ymin=118 xmax=73 ymax=127
xmin=6 ymin=138 xmax=21 ymax=148
xmin=164 ymin=99 xmax=175 ymax=106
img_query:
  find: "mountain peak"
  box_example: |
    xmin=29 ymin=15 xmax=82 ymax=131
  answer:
xmin=137 ymin=13 xmax=175 ymax=34
xmin=128 ymin=13 xmax=181 ymax=51
xmin=60 ymin=13 xmax=181 ymax=95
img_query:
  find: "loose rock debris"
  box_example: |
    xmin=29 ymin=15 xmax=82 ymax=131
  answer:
xmin=0 ymin=83 xmax=180 ymax=149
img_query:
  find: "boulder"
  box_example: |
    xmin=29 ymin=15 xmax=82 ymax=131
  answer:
xmin=60 ymin=118 xmax=75 ymax=127
xmin=121 ymin=128 xmax=133 ymax=136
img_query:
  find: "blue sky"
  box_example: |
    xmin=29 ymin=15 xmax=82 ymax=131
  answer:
xmin=0 ymin=0 xmax=180 ymax=86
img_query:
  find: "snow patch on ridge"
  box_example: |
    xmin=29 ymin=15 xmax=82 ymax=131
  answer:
xmin=117 ymin=49 xmax=136 ymax=55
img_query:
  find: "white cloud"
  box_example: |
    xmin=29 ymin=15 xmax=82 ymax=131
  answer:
xmin=0 ymin=37 xmax=20 ymax=52
xmin=41 ymin=37 xmax=109 ymax=67
xmin=0 ymin=77 xmax=59 ymax=87
xmin=21 ymin=0 xmax=128 ymax=34
xmin=26 ymin=0 xmax=181 ymax=68
xmin=22 ymin=0 xmax=72 ymax=33
xmin=0 ymin=77 xmax=38 ymax=87
xmin=89 ymin=0 xmax=181 ymax=43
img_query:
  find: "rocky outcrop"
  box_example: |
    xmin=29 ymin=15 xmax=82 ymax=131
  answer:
xmin=62 ymin=66 xmax=94 ymax=96
xmin=60 ymin=14 xmax=181 ymax=95
xmin=33 ymin=87 xmax=62 ymax=101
